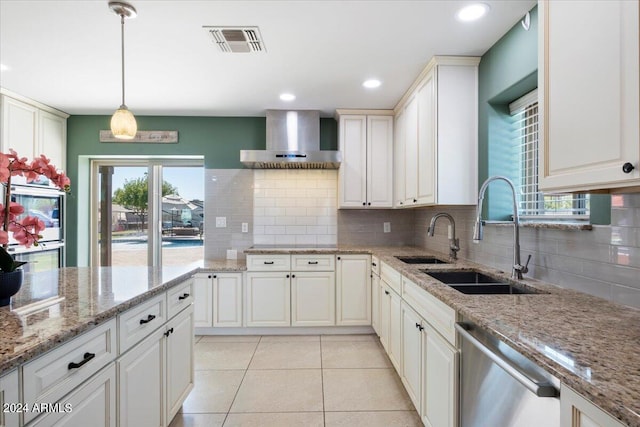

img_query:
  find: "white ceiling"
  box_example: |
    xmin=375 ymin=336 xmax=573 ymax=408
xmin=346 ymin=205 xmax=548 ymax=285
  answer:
xmin=0 ymin=0 xmax=536 ymax=117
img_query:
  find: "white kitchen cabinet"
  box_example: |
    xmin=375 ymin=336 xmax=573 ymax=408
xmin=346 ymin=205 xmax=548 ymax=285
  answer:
xmin=379 ymin=279 xmax=402 ymax=371
xmin=538 ymin=0 xmax=640 ymax=193
xmin=245 ymin=272 xmax=291 ymax=327
xmin=193 ymin=273 xmax=213 ymax=327
xmin=0 ymin=89 xmax=68 ymax=170
xmin=379 ymin=281 xmax=391 ymax=351
xmin=422 ymin=322 xmax=458 ymax=427
xmin=213 ymin=273 xmax=243 ymax=327
xmin=337 ymin=112 xmax=394 ymax=208
xmin=291 ymin=271 xmax=336 ymax=326
xmin=394 ymin=56 xmax=479 ymax=207
xmin=560 ymin=384 xmax=625 ymax=427
xmin=165 ymin=304 xmax=194 ymax=424
xmin=30 ymin=363 xmax=116 ymax=427
xmin=335 ymin=254 xmax=371 ymax=325
xmin=394 ymin=109 xmax=407 ymax=207
xmin=371 ymin=262 xmax=380 ymax=336
xmin=118 ymin=327 xmax=164 ymax=427
xmin=401 ymin=301 xmax=422 ymax=411
xmin=0 ymin=370 xmax=19 ymax=427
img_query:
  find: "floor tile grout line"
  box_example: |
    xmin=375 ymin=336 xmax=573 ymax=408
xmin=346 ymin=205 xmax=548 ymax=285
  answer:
xmin=320 ymin=335 xmax=326 ymax=427
xmin=222 ymin=337 xmax=261 ymax=424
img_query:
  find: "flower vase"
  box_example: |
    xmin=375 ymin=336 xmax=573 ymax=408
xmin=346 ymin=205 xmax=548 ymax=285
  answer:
xmin=0 ymin=269 xmax=24 ymax=307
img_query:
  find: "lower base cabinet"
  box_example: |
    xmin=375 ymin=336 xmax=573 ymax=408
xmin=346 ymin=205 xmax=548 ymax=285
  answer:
xmin=371 ymin=271 xmax=380 ymax=335
xmin=291 ymin=272 xmax=336 ymax=326
xmin=245 ymin=272 xmax=291 ymax=327
xmin=336 ymin=255 xmax=371 ymax=325
xmin=379 ymin=280 xmax=402 ymax=371
xmin=30 ymin=363 xmax=117 ymax=427
xmin=194 ymin=272 xmax=243 ymax=328
xmin=118 ymin=304 xmax=194 ymax=427
xmin=401 ymin=301 xmax=422 ymax=411
xmin=422 ymin=323 xmax=458 ymax=427
xmin=0 ymin=370 xmax=19 ymax=427
xmin=560 ymin=385 xmax=625 ymax=427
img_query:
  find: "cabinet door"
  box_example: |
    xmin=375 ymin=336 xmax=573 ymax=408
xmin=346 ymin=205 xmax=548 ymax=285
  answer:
xmin=560 ymin=384 xmax=625 ymax=427
xmin=336 ymin=255 xmax=371 ymax=325
xmin=417 ymin=70 xmax=436 ymax=205
xmin=388 ymin=288 xmax=402 ymax=372
xmin=0 ymin=370 xmax=19 ymax=427
xmin=539 ymin=0 xmax=640 ymax=192
xmin=367 ymin=116 xmax=393 ymax=208
xmin=401 ymin=302 xmax=422 ymax=412
xmin=291 ymin=271 xmax=335 ymax=326
xmin=39 ymin=110 xmax=66 ymax=169
xmin=338 ymin=115 xmax=368 ymax=208
xmin=118 ymin=328 xmax=164 ymax=427
xmin=371 ymin=272 xmax=380 ymax=336
xmin=379 ymin=282 xmax=391 ymax=352
xmin=245 ymin=272 xmax=291 ymax=326
xmin=403 ymin=96 xmax=419 ymax=206
xmin=1 ymin=95 xmax=38 ymax=158
xmin=422 ymin=325 xmax=458 ymax=427
xmin=213 ymin=273 xmax=242 ymax=327
xmin=193 ymin=273 xmax=213 ymax=327
xmin=166 ymin=305 xmax=195 ymax=424
xmin=30 ymin=364 xmax=116 ymax=427
xmin=394 ymin=111 xmax=407 ymax=207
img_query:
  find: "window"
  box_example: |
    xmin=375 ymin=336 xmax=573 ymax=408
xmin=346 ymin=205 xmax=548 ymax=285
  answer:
xmin=510 ymin=90 xmax=589 ymax=220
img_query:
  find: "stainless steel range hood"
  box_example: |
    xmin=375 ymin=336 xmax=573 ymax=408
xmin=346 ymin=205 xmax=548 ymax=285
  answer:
xmin=240 ymin=110 xmax=341 ymax=169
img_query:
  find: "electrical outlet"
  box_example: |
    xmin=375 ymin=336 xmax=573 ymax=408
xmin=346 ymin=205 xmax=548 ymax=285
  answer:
xmin=383 ymin=222 xmax=391 ymax=233
xmin=242 ymin=222 xmax=249 ymax=233
xmin=215 ymin=217 xmax=227 ymax=228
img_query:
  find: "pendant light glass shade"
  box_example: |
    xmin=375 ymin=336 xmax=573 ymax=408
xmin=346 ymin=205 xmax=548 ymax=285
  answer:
xmin=109 ymin=1 xmax=137 ymax=140
xmin=110 ymin=106 xmax=137 ymax=139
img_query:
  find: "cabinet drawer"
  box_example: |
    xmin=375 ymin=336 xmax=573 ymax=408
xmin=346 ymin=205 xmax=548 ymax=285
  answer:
xmin=22 ymin=319 xmax=117 ymax=424
xmin=246 ymin=254 xmax=291 ymax=271
xmin=381 ymin=261 xmax=402 ymax=294
xmin=291 ymin=254 xmax=335 ymax=271
xmin=402 ymin=276 xmax=457 ymax=346
xmin=167 ymin=279 xmax=194 ymax=319
xmin=118 ymin=293 xmax=166 ymax=354
xmin=371 ymin=255 xmax=380 ymax=275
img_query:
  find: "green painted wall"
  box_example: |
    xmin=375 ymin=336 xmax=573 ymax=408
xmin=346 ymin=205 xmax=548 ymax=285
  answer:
xmin=477 ymin=6 xmax=610 ymax=223
xmin=66 ymin=115 xmax=337 ymax=265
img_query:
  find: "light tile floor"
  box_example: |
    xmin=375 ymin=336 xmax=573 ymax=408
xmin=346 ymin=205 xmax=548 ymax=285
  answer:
xmin=169 ymin=334 xmax=422 ymax=427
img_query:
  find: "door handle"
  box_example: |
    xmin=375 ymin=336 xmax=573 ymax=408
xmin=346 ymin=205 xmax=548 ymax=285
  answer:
xmin=68 ymin=352 xmax=95 ymax=370
xmin=139 ymin=314 xmax=156 ymax=325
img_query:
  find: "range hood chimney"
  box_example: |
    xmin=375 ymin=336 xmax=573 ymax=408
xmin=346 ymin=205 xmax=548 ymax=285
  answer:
xmin=240 ymin=110 xmax=341 ymax=169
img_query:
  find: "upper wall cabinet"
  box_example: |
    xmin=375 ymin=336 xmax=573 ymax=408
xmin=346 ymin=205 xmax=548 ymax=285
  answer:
xmin=337 ymin=111 xmax=394 ymax=208
xmin=539 ymin=0 xmax=639 ymax=192
xmin=394 ymin=56 xmax=479 ymax=207
xmin=0 ymin=89 xmax=68 ymax=170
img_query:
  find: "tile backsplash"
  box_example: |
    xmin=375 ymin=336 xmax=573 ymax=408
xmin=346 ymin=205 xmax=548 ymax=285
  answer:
xmin=253 ymin=169 xmax=338 ymax=246
xmin=414 ymin=194 xmax=640 ymax=309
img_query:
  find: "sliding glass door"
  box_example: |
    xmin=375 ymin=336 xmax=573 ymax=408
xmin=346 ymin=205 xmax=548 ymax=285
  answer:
xmin=91 ymin=159 xmax=204 ymax=267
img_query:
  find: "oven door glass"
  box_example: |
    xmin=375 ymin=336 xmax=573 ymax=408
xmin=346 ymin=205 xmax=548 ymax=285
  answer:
xmin=9 ymin=186 xmax=64 ymax=243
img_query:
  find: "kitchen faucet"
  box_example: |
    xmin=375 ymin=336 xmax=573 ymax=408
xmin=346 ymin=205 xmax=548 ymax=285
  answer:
xmin=473 ymin=176 xmax=531 ymax=280
xmin=427 ymin=213 xmax=459 ymax=261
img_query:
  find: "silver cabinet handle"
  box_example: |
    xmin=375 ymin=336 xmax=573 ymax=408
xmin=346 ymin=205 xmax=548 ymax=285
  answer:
xmin=455 ymin=323 xmax=559 ymax=398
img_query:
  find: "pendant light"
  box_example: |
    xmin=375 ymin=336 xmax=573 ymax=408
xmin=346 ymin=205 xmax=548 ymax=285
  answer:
xmin=109 ymin=1 xmax=137 ymax=139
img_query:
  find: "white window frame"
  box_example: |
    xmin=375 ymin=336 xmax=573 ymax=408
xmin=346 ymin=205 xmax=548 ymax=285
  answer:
xmin=89 ymin=156 xmax=204 ymax=267
xmin=510 ymin=90 xmax=589 ymax=221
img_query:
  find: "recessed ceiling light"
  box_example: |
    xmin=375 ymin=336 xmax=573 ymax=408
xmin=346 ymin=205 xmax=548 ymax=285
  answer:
xmin=279 ymin=93 xmax=295 ymax=101
xmin=456 ymin=3 xmax=490 ymax=22
xmin=363 ymin=79 xmax=381 ymax=89
xmin=0 ymin=64 xmax=9 ymax=72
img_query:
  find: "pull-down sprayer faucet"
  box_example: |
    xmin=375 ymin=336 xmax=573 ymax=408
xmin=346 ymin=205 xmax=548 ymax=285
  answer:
xmin=427 ymin=213 xmax=459 ymax=261
xmin=473 ymin=176 xmax=531 ymax=280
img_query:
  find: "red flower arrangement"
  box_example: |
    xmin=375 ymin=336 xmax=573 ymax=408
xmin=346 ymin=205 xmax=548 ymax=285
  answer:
xmin=0 ymin=149 xmax=70 ymax=272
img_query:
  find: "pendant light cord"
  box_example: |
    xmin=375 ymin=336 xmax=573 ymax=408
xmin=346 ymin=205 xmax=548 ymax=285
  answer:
xmin=120 ymin=13 xmax=126 ymax=108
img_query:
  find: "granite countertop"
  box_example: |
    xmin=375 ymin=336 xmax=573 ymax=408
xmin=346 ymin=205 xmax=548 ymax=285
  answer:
xmin=0 ymin=265 xmax=198 ymax=374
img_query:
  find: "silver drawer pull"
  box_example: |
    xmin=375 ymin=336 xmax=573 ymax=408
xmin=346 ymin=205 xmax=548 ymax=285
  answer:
xmin=68 ymin=352 xmax=95 ymax=370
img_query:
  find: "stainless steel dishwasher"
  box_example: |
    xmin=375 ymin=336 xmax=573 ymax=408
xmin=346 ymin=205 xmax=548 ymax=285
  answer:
xmin=455 ymin=321 xmax=560 ymax=427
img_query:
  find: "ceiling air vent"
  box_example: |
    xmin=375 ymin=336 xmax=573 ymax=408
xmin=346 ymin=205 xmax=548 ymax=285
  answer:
xmin=203 ymin=26 xmax=266 ymax=53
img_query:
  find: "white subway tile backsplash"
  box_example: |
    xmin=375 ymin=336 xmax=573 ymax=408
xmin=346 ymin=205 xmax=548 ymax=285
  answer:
xmin=253 ymin=170 xmax=338 ymax=244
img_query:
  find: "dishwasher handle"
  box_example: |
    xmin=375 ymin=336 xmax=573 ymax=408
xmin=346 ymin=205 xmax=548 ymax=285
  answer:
xmin=455 ymin=322 xmax=559 ymax=398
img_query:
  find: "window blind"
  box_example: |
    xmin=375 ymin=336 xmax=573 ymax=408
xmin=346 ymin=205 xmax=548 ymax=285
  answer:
xmin=509 ymin=90 xmax=589 ymax=219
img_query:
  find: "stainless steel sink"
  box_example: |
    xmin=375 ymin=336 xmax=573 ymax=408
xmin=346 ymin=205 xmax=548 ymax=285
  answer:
xmin=422 ymin=270 xmax=544 ymax=295
xmin=395 ymin=256 xmax=449 ymax=264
